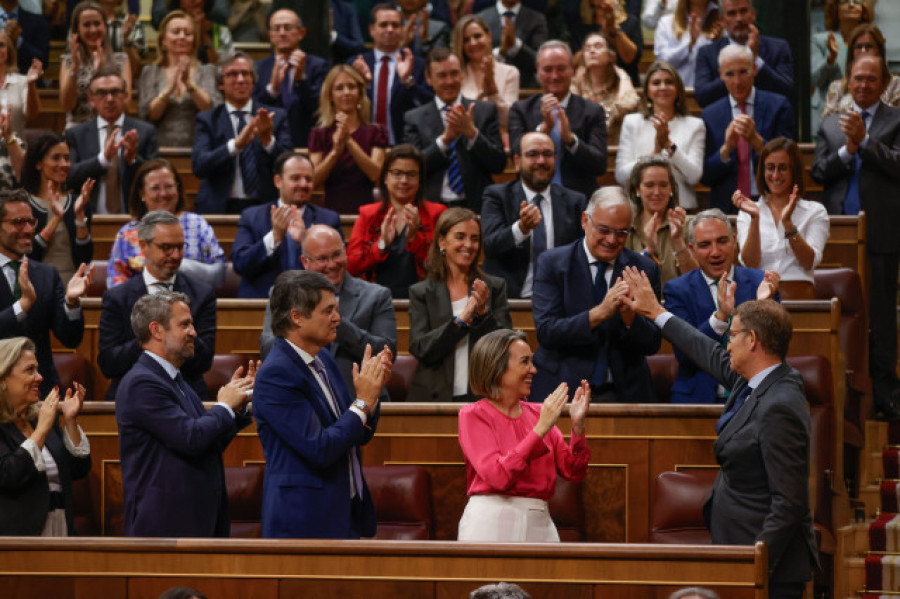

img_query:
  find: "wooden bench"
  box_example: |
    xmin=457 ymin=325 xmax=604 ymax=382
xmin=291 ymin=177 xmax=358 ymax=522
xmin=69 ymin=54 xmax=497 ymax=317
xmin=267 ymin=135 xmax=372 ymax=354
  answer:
xmin=0 ymin=537 xmax=768 ymax=599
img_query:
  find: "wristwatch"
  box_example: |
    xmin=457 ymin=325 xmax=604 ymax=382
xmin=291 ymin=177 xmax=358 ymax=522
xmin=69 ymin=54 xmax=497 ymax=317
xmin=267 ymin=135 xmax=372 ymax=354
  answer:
xmin=352 ymin=399 xmax=371 ymax=415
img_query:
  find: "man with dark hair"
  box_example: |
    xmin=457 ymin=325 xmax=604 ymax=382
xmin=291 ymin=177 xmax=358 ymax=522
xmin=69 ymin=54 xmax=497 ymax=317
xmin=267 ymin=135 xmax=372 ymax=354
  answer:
xmin=66 ymin=70 xmax=159 ymax=215
xmin=192 ymin=51 xmax=293 ymax=214
xmin=253 ymin=9 xmax=329 ymax=149
xmin=403 ymin=47 xmax=506 ymax=213
xmin=231 ymin=152 xmax=343 ymax=298
xmin=99 ymin=211 xmax=216 ymax=400
xmin=812 ymin=54 xmax=900 ymax=419
xmin=253 ymin=270 xmax=393 ymax=538
xmin=624 ymin=269 xmax=818 ymax=599
xmin=116 ymin=290 xmax=255 ymax=537
xmin=476 ymin=0 xmax=548 ymax=87
xmin=481 ymin=131 xmax=585 ymax=298
xmin=508 ymin=40 xmax=607 ymax=199
xmin=0 ymin=189 xmax=90 ymax=396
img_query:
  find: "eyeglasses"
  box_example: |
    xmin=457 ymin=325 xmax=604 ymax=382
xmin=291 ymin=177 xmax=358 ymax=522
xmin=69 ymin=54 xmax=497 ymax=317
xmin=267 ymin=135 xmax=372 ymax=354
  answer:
xmin=586 ymin=214 xmax=629 ymax=241
xmin=149 ymin=241 xmax=186 ymax=254
xmin=387 ymin=169 xmax=419 ymax=180
xmin=304 ymin=249 xmax=346 ymax=266
xmin=90 ymin=88 xmax=126 ymax=97
xmin=145 ymin=184 xmax=178 ymax=194
xmin=726 ymin=328 xmax=750 ymax=342
xmin=269 ymin=24 xmax=298 ymax=32
xmin=764 ymin=163 xmax=791 ymax=174
xmin=853 ymin=42 xmax=877 ymax=52
xmin=523 ymin=149 xmax=556 ymax=159
xmin=1 ymin=217 xmax=37 ymax=229
xmin=839 ymin=0 xmax=864 ymax=5
xmin=222 ymin=70 xmax=254 ymax=79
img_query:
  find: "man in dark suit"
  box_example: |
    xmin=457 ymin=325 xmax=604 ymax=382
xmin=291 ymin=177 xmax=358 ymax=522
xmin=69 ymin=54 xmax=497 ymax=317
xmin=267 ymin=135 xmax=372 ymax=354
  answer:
xmin=531 ymin=186 xmax=661 ymax=402
xmin=330 ymin=0 xmax=366 ymax=64
xmin=116 ymin=291 xmax=254 ymax=537
xmin=811 ymin=55 xmax=900 ymax=419
xmin=192 ymin=51 xmax=293 ymax=214
xmin=693 ymin=0 xmax=794 ymax=107
xmin=624 ymin=273 xmax=818 ymax=599
xmin=349 ymin=3 xmax=433 ymax=144
xmin=66 ymin=70 xmax=159 ymax=215
xmin=403 ymin=47 xmax=506 ymax=213
xmin=0 ymin=0 xmax=49 ymax=77
xmin=476 ymin=0 xmax=548 ymax=88
xmin=398 ymin=0 xmax=451 ymax=58
xmin=260 ymin=225 xmax=397 ymax=401
xmin=509 ymin=41 xmax=607 ymax=199
xmin=701 ymin=44 xmax=794 ymax=214
xmin=253 ymin=9 xmax=329 ymax=149
xmin=0 ymin=190 xmax=90 ymax=396
xmin=482 ymin=131 xmax=585 ymax=298
xmin=253 ymin=270 xmax=392 ymax=538
xmin=664 ymin=209 xmax=778 ymax=404
xmin=231 ymin=152 xmax=343 ymax=299
xmin=98 ymin=211 xmax=216 ymax=401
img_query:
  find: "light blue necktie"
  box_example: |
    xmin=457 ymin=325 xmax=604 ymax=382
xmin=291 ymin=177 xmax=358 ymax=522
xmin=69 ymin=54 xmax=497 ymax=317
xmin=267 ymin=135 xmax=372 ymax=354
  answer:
xmin=549 ymin=107 xmax=563 ymax=186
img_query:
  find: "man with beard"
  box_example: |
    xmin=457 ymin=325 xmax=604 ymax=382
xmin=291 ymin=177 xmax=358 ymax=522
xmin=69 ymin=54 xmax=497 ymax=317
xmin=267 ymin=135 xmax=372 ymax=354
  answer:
xmin=98 ymin=211 xmax=216 ymax=401
xmin=481 ymin=131 xmax=585 ymax=298
xmin=116 ymin=290 xmax=255 ymax=537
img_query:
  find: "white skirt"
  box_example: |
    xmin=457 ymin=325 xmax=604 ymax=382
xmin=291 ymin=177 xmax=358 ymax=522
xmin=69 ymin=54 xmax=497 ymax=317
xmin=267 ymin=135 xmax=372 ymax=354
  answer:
xmin=457 ymin=494 xmax=559 ymax=542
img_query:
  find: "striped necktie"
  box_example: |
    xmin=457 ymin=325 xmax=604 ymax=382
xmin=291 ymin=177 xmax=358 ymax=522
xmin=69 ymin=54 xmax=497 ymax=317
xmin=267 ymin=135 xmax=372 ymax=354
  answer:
xmin=442 ymin=105 xmax=465 ymax=195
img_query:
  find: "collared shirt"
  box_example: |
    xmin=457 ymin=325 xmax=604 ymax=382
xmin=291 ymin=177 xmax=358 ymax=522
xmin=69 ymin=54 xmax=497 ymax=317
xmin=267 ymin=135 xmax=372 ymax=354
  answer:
xmin=141 ymin=267 xmax=176 ymax=292
xmin=727 ymin=87 xmax=758 ymax=195
xmin=373 ymin=48 xmax=399 ymax=143
xmin=493 ymin=0 xmax=523 ymax=58
xmin=94 ymin=113 xmax=126 ymax=215
xmin=536 ymin=92 xmax=580 ymax=154
xmin=143 ymin=350 xmax=236 ymax=418
xmin=747 ymin=362 xmax=779 ymax=390
xmin=225 ymin=100 xmax=277 ymax=199
xmin=0 ymin=253 xmax=81 ymax=321
xmin=724 ymin=34 xmax=766 ymax=72
xmin=838 ymin=101 xmax=880 ymax=164
xmin=283 ymin=338 xmax=366 ymax=423
xmin=700 ymin=266 xmax=735 ymax=335
xmin=263 ymin=200 xmax=307 ymax=256
xmin=513 ymin=182 xmax=556 ymax=298
xmin=582 ymin=238 xmax=614 ymax=289
xmin=434 ymin=94 xmax=480 ymax=204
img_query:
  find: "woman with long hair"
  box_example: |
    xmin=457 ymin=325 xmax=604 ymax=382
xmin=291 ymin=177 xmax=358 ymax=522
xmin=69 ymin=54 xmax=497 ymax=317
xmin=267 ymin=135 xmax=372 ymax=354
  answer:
xmin=0 ymin=29 xmax=42 ymax=139
xmin=653 ymin=0 xmax=721 ymax=87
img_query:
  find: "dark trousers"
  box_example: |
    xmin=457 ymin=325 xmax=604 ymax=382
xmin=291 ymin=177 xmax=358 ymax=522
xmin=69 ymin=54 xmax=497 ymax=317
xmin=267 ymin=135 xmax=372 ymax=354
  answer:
xmin=868 ymin=251 xmax=900 ymax=409
xmin=769 ymin=581 xmax=805 ymax=599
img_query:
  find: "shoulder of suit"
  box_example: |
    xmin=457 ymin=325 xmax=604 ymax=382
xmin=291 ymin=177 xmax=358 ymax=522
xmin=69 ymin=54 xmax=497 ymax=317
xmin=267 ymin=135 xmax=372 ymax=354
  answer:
xmin=178 ymin=273 xmax=216 ymax=299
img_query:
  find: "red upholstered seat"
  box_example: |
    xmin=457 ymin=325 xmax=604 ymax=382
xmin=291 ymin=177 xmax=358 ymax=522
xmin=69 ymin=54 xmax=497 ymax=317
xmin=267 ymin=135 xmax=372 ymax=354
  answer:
xmin=203 ymin=354 xmax=249 ymax=401
xmin=52 ymin=352 xmax=94 ymax=402
xmin=649 ymin=469 xmax=717 ymax=544
xmin=226 ymin=465 xmax=265 ymax=538
xmin=549 ymin=478 xmax=586 ymax=542
xmin=364 ymin=465 xmax=433 ymax=540
xmin=386 ymin=354 xmax=418 ymax=402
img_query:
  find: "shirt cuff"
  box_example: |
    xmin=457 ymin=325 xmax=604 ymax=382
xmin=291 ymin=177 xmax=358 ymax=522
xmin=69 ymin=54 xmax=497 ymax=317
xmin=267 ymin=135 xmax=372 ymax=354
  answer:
xmin=838 ymin=145 xmax=852 ymax=164
xmin=565 ymin=134 xmax=579 ymax=154
xmin=331 ymin=30 xmax=337 ymax=43
xmin=710 ymin=312 xmax=729 ymax=335
xmin=214 ymin=402 xmax=236 ymax=418
xmin=436 ymin=135 xmax=449 ymax=154
xmin=97 ymin=151 xmax=111 ymax=168
xmin=64 ymin=302 xmax=82 ymax=320
xmin=511 ymin=221 xmax=530 ymax=245
xmin=350 ymin=405 xmax=367 ymax=424
xmin=13 ymin=300 xmax=24 ymax=321
xmin=267 ymin=83 xmax=279 ymax=98
xmin=263 ymin=230 xmax=277 ymax=255
xmin=227 ymin=139 xmax=237 ymax=156
xmin=63 ymin=424 xmax=90 ymax=457
xmin=654 ymin=311 xmax=674 ymax=329
xmin=20 ymin=438 xmax=45 ymax=471
xmin=504 ymin=37 xmax=523 ymax=58
xmin=755 ymin=55 xmax=765 ymax=70
xmin=465 ymin=129 xmax=480 ymax=148
xmin=860 ymin=134 xmax=870 ymax=150
xmin=263 ymin=136 xmax=277 ymax=153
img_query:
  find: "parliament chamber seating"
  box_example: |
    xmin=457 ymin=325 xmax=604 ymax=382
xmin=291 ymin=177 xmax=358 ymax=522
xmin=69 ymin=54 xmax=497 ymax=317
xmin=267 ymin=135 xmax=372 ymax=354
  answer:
xmin=549 ymin=479 xmax=587 ymax=542
xmin=650 ymin=469 xmax=717 ymax=544
xmin=203 ymin=354 xmax=250 ymax=401
xmin=52 ymin=352 xmax=93 ymax=402
xmin=386 ymin=353 xmax=417 ymax=401
xmin=366 ymin=465 xmax=434 ymax=540
xmin=225 ymin=465 xmax=265 ymax=538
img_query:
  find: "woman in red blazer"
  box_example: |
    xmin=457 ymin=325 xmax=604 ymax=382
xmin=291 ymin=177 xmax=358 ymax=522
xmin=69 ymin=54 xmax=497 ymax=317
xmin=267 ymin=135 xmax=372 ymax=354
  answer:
xmin=347 ymin=144 xmax=447 ymax=298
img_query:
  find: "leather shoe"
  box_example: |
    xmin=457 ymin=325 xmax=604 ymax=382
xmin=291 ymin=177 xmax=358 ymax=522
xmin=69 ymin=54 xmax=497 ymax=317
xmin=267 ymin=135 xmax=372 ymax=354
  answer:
xmin=877 ymin=401 xmax=900 ymax=421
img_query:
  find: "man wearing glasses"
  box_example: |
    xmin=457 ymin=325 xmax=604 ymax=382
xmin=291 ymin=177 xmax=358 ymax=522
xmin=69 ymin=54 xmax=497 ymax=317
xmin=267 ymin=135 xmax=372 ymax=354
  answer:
xmin=98 ymin=211 xmax=216 ymax=401
xmin=530 ymin=186 xmax=661 ymax=403
xmin=66 ymin=70 xmax=159 ymax=215
xmin=481 ymin=131 xmax=585 ymax=299
xmin=0 ymin=189 xmax=90 ymax=396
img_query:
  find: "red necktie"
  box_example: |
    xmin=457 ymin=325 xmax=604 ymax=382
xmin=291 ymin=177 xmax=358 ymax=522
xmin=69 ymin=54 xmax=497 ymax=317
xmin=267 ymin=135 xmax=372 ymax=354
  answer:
xmin=736 ymin=102 xmax=751 ymax=197
xmin=375 ymin=55 xmax=390 ymax=128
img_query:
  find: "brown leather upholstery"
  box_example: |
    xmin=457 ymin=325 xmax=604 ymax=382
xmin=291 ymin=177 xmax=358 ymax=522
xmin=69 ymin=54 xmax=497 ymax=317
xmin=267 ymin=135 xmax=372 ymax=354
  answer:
xmin=86 ymin=260 xmax=108 ymax=298
xmin=215 ymin=262 xmax=242 ymax=298
xmin=386 ymin=354 xmax=418 ymax=402
xmin=71 ymin=478 xmax=99 ymax=536
xmin=364 ymin=465 xmax=433 ymax=540
xmin=549 ymin=479 xmax=586 ymax=542
xmin=647 ymin=354 xmax=678 ymax=403
xmin=203 ymin=354 xmax=248 ymax=401
xmin=52 ymin=352 xmax=94 ymax=402
xmin=225 ymin=465 xmax=265 ymax=538
xmin=649 ymin=469 xmax=717 ymax=544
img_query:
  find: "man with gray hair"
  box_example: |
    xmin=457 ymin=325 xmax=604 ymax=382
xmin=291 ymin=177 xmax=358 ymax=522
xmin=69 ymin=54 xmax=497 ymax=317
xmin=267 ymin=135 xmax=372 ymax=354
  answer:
xmin=116 ymin=290 xmax=255 ymax=537
xmin=531 ymin=186 xmax=661 ymax=402
xmin=669 ymin=588 xmax=719 ymax=599
xmin=99 ymin=211 xmax=217 ymax=401
xmin=508 ymin=40 xmax=607 ymax=199
xmin=663 ymin=208 xmax=779 ymax=403
xmin=192 ymin=51 xmax=293 ymax=214
xmin=700 ymin=43 xmax=794 ymax=214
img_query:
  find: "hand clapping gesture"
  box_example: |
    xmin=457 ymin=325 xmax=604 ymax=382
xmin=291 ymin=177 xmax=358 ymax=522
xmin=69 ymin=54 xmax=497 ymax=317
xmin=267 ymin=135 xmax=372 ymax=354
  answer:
xmin=534 ymin=383 xmax=569 ymax=437
xmin=569 ymin=380 xmax=590 ymax=437
xmin=731 ymin=189 xmax=758 ymax=218
xmin=218 ymin=360 xmax=260 ymax=411
xmin=65 ymin=262 xmax=94 ymax=306
xmin=459 ymin=278 xmax=490 ymax=324
xmin=353 ymin=344 xmax=394 ymax=407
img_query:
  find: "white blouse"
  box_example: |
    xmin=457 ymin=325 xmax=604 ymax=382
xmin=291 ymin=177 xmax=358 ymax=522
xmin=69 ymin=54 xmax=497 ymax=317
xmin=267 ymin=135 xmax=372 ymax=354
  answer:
xmin=653 ymin=13 xmax=713 ymax=88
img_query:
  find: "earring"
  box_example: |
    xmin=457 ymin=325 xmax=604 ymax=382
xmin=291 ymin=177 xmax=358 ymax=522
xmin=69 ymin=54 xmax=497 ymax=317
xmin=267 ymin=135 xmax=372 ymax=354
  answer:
xmin=440 ymin=248 xmax=446 ymax=255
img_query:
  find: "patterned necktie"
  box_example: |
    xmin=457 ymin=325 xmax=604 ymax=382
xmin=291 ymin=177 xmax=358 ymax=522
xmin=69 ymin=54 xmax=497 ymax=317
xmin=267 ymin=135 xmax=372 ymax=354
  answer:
xmin=8 ymin=259 xmax=21 ymax=300
xmin=109 ymin=18 xmax=123 ymax=52
xmin=442 ymin=105 xmax=465 ymax=195
xmin=736 ymin=102 xmax=751 ymax=197
xmin=843 ymin=109 xmax=870 ymax=215
xmin=234 ymin=110 xmax=259 ymax=197
xmin=715 ymin=385 xmax=752 ymax=434
xmin=106 ymin=123 xmax=121 ymax=213
xmin=375 ymin=55 xmax=390 ymax=134
xmin=502 ymin=10 xmax=515 ymax=22
xmin=531 ymin=194 xmax=547 ymax=258
xmin=150 ymin=281 xmax=173 ymax=293
xmin=549 ymin=107 xmax=563 ymax=186
xmin=591 ymin=261 xmax=609 ymax=386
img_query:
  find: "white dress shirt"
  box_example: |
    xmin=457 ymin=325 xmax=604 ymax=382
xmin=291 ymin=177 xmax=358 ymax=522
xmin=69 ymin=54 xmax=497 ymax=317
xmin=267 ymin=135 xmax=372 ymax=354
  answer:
xmin=653 ymin=12 xmax=714 ymax=87
xmin=434 ymin=94 xmax=479 ymax=205
xmin=94 ymin=113 xmax=126 ymax=215
xmin=225 ymin=100 xmax=277 ymax=199
xmin=373 ymin=49 xmax=399 ymax=144
xmin=512 ymin=182 xmax=556 ymax=298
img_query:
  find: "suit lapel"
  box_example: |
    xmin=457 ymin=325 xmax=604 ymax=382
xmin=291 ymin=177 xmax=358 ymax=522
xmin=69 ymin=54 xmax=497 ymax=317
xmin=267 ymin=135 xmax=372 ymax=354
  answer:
xmin=277 ymin=338 xmax=339 ymax=425
xmin=689 ymin=270 xmax=717 ymax=320
xmin=333 ymin=276 xmax=361 ymax=356
xmin=140 ymin=353 xmax=203 ymax=417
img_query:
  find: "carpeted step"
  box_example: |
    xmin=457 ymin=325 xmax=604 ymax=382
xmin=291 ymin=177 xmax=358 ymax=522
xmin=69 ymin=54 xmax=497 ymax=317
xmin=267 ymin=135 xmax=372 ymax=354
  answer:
xmin=885 ymin=448 xmax=900 ymax=479
xmin=880 ymin=481 xmax=900 ymax=513
xmin=888 ymin=421 xmax=900 ymax=445
xmin=869 ymin=512 xmax=900 ymax=552
xmin=865 ymin=553 xmax=900 ymax=592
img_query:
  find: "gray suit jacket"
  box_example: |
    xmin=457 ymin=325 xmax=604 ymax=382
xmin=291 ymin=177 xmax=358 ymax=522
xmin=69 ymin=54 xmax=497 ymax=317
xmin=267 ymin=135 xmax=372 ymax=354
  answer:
xmin=260 ymin=274 xmax=397 ymax=399
xmin=810 ymin=102 xmax=900 ymax=253
xmin=477 ymin=5 xmax=547 ymax=87
xmin=660 ymin=314 xmax=818 ymax=584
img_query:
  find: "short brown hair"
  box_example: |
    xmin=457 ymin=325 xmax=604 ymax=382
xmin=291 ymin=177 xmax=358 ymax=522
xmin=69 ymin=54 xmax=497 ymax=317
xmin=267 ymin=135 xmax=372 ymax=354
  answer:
xmin=270 ymin=270 xmax=336 ymax=337
xmin=469 ymin=329 xmax=528 ymax=399
xmin=755 ymin=137 xmax=805 ymax=197
xmin=130 ymin=291 xmax=191 ymax=345
xmin=733 ymin=300 xmax=792 ymax=360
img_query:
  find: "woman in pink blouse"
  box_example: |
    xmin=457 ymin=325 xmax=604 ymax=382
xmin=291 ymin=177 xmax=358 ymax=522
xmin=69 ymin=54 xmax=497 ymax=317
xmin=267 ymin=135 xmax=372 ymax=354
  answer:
xmin=457 ymin=329 xmax=590 ymax=542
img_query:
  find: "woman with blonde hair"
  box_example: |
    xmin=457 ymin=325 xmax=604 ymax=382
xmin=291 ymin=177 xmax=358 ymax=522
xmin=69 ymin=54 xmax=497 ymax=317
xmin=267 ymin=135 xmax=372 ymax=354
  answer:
xmin=0 ymin=29 xmax=42 ymax=139
xmin=138 ymin=10 xmax=220 ymax=147
xmin=309 ymin=64 xmax=388 ymax=215
xmin=653 ymin=0 xmax=721 ymax=87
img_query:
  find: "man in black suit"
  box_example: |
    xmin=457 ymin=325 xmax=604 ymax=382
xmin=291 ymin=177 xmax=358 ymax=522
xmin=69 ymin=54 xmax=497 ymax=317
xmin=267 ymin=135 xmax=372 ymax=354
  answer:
xmin=0 ymin=190 xmax=90 ymax=396
xmin=403 ymin=47 xmax=506 ymax=213
xmin=508 ymin=40 xmax=607 ymax=199
xmin=624 ymin=272 xmax=817 ymax=599
xmin=398 ymin=0 xmax=451 ymax=58
xmin=476 ymin=0 xmax=548 ymax=88
xmin=66 ymin=70 xmax=159 ymax=215
xmin=0 ymin=0 xmax=49 ymax=78
xmin=98 ymin=211 xmax=216 ymax=402
xmin=811 ymin=55 xmax=900 ymax=419
xmin=482 ymin=131 xmax=585 ymax=298
xmin=349 ymin=3 xmax=433 ymax=144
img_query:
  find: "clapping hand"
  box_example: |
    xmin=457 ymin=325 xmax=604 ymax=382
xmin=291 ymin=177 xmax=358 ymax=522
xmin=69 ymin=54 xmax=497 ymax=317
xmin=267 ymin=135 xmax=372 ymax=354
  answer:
xmin=569 ymin=380 xmax=590 ymax=436
xmin=59 ymin=382 xmax=86 ymax=422
xmin=380 ymin=206 xmax=399 ymax=248
xmin=621 ymin=266 xmax=665 ymax=319
xmin=18 ymin=257 xmax=37 ymax=312
xmin=353 ymin=344 xmax=392 ymax=405
xmin=641 ymin=211 xmax=661 ymax=258
xmin=757 ymin=270 xmax=780 ymax=300
xmin=500 ymin=14 xmax=516 ymax=54
xmin=75 ymin=179 xmax=95 ymax=221
xmin=65 ymin=262 xmax=94 ymax=304
xmin=731 ymin=189 xmax=758 ymax=217
xmin=286 ymin=205 xmax=306 ymax=244
xmin=459 ymin=278 xmax=490 ymax=323
xmin=26 ymin=59 xmax=43 ymax=85
xmin=218 ymin=361 xmax=258 ymax=411
xmin=534 ymin=383 xmax=568 ymax=437
xmin=352 ymin=54 xmax=372 ymax=82
xmin=518 ymin=199 xmax=542 ymax=234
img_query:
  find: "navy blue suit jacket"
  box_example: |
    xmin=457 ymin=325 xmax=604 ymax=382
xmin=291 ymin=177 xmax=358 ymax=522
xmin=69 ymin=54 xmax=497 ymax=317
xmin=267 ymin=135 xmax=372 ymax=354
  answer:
xmin=253 ymin=338 xmax=379 ymax=538
xmin=531 ymin=242 xmax=661 ymax=401
xmin=191 ymin=102 xmax=293 ymax=214
xmin=15 ymin=8 xmax=49 ymax=77
xmin=663 ymin=266 xmax=766 ymax=403
xmin=253 ymin=53 xmax=329 ymax=149
xmin=331 ymin=0 xmax=366 ymax=64
xmin=481 ymin=180 xmax=586 ymax=298
xmin=0 ymin=260 xmax=83 ymax=396
xmin=694 ymin=36 xmax=795 ymax=108
xmin=97 ymin=273 xmax=216 ymax=400
xmin=230 ymin=201 xmax=343 ymax=298
xmin=351 ymin=50 xmax=433 ymax=144
xmin=701 ymin=89 xmax=795 ymax=213
xmin=116 ymin=352 xmax=251 ymax=537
